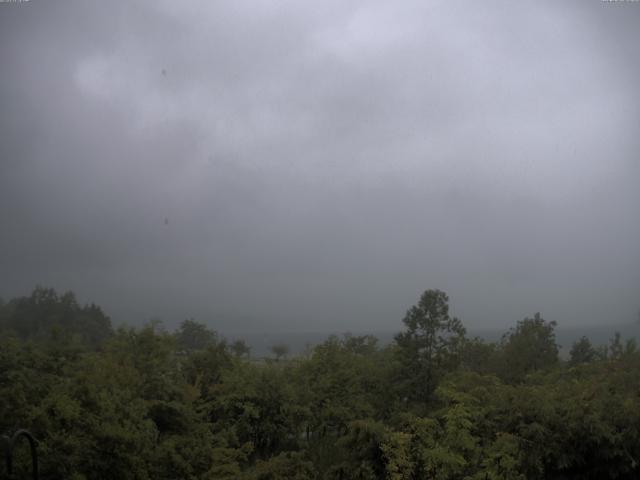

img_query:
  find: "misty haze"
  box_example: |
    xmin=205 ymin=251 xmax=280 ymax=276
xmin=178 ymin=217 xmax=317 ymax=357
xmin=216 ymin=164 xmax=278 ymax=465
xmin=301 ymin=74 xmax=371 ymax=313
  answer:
xmin=1 ymin=1 xmax=639 ymax=479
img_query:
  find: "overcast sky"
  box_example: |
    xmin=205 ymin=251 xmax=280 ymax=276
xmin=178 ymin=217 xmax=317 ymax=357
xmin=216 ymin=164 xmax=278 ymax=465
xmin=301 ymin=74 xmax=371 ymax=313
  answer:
xmin=1 ymin=0 xmax=639 ymax=332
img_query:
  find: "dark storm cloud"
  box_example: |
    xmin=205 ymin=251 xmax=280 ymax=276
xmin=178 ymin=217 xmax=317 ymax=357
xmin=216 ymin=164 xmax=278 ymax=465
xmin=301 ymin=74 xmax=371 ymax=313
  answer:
xmin=1 ymin=0 xmax=639 ymax=331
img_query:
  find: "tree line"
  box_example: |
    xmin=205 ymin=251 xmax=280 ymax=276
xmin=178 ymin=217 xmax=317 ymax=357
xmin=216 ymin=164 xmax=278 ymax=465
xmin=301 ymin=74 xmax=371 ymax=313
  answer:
xmin=1 ymin=287 xmax=639 ymax=479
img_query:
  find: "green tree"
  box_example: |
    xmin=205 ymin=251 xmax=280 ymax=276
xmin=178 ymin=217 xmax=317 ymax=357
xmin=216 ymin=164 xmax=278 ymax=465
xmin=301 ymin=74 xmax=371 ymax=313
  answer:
xmin=342 ymin=333 xmax=378 ymax=356
xmin=210 ymin=362 xmax=303 ymax=459
xmin=327 ymin=419 xmax=389 ymax=479
xmin=499 ymin=313 xmax=558 ymax=383
xmin=296 ymin=335 xmax=391 ymax=475
xmin=569 ymin=336 xmax=598 ymax=366
xmin=175 ymin=319 xmax=219 ymax=351
xmin=0 ymin=286 xmax=113 ymax=348
xmin=394 ymin=289 xmax=466 ymax=403
xmin=461 ymin=336 xmax=500 ymax=375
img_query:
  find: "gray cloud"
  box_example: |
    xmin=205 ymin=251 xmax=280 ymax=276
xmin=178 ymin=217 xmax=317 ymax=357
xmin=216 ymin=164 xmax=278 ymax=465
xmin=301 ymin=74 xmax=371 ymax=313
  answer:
xmin=1 ymin=0 xmax=639 ymax=332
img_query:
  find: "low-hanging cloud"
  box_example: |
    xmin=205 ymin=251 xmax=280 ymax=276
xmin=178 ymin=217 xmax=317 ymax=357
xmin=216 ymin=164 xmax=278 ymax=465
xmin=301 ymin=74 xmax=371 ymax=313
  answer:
xmin=1 ymin=0 xmax=639 ymax=332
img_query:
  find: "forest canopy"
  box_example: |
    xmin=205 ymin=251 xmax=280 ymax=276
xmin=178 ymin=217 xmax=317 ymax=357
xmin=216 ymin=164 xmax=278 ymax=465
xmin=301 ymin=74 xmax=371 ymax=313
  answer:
xmin=1 ymin=287 xmax=639 ymax=479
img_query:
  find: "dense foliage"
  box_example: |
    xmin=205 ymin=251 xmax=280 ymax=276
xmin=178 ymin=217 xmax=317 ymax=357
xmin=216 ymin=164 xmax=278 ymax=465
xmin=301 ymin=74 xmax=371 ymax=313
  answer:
xmin=1 ymin=288 xmax=639 ymax=479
